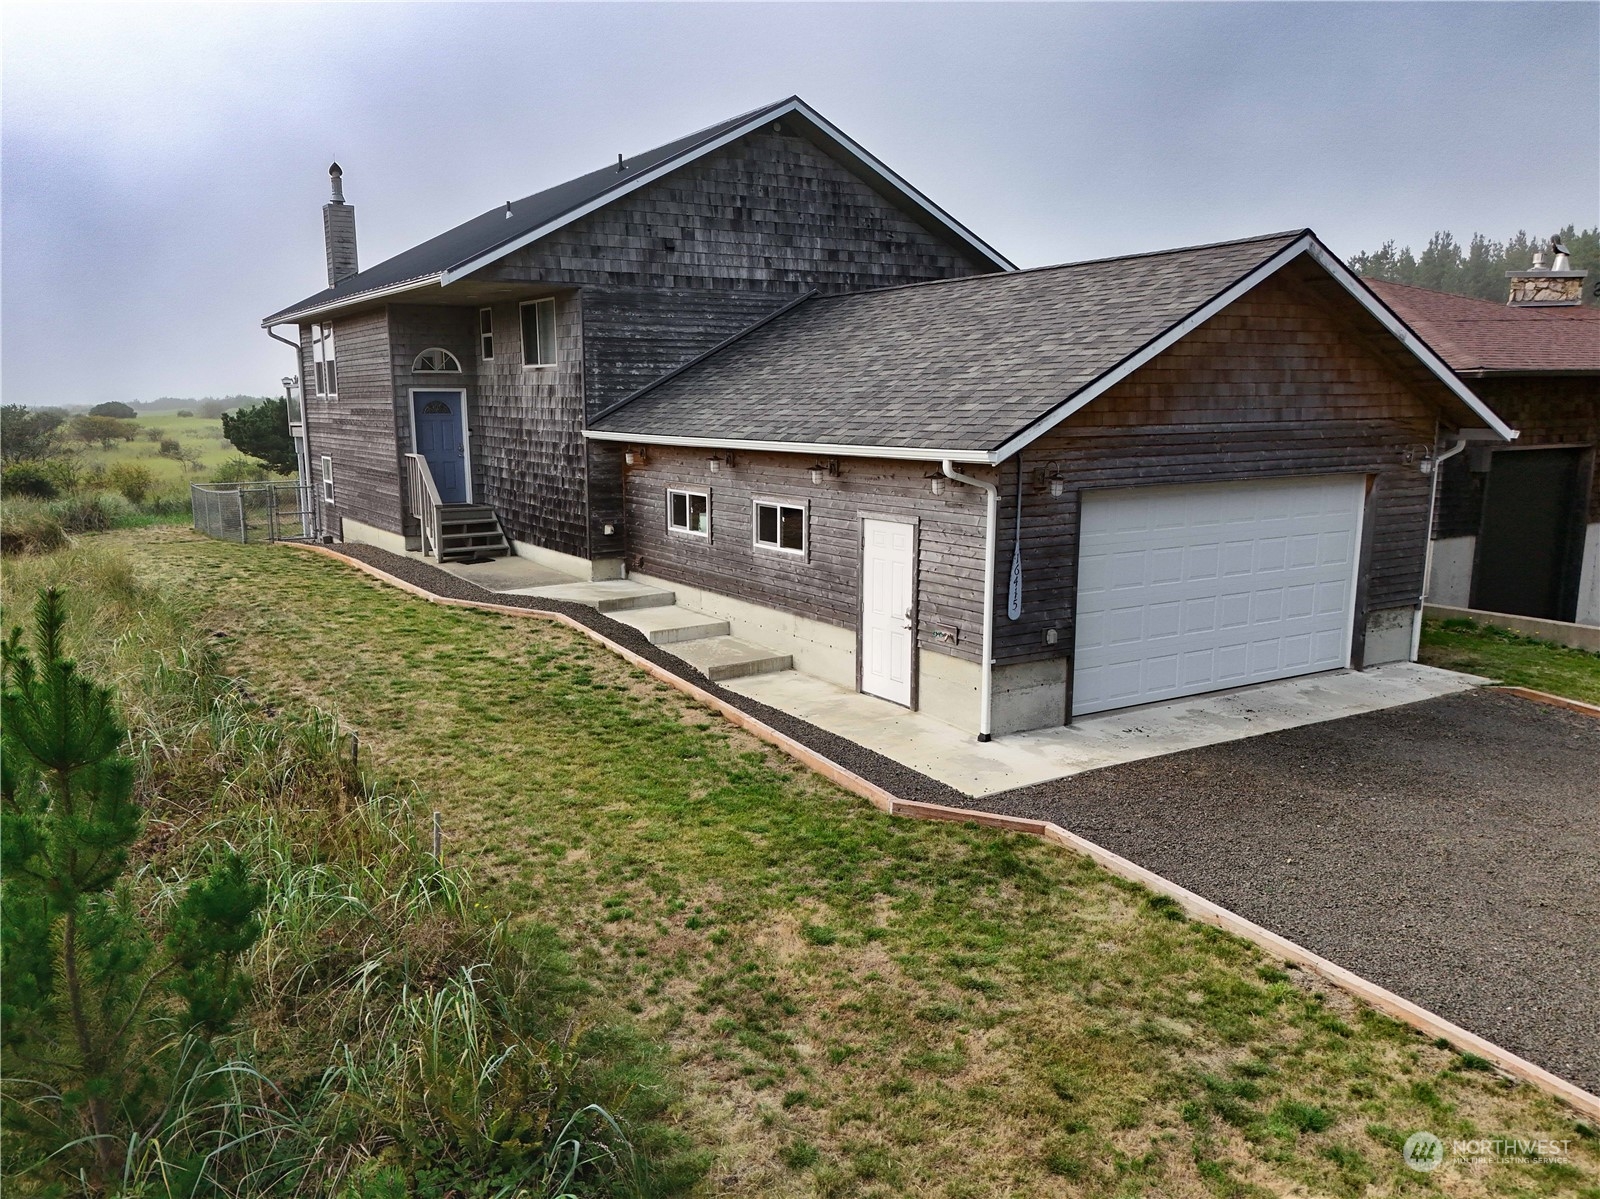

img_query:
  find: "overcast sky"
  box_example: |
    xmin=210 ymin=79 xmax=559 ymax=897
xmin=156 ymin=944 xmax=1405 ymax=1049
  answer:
xmin=3 ymin=1 xmax=1596 ymax=407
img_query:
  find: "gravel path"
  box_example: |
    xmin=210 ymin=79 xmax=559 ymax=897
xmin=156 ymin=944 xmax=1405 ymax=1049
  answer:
xmin=967 ymin=689 xmax=1600 ymax=1092
xmin=320 ymin=544 xmax=1599 ymax=1092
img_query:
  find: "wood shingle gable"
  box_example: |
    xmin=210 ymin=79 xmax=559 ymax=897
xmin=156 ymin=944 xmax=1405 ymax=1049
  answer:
xmin=586 ymin=230 xmax=1515 ymax=460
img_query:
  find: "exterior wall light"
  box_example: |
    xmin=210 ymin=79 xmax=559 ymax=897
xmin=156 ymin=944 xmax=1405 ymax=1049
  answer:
xmin=926 ymin=471 xmax=946 ymax=496
xmin=808 ymin=460 xmax=839 ymax=485
xmin=708 ymin=455 xmax=722 ymax=473
xmin=624 ymin=448 xmax=647 ymax=466
xmin=1048 ymin=474 xmax=1066 ymax=497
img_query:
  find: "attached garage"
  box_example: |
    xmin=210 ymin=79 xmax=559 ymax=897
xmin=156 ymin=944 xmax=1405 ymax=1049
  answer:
xmin=589 ymin=229 xmax=1517 ymax=739
xmin=1072 ymin=476 xmax=1365 ymax=715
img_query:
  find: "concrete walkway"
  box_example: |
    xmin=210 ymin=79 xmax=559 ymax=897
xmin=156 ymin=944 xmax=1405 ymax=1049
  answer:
xmin=723 ymin=663 xmax=1486 ymax=797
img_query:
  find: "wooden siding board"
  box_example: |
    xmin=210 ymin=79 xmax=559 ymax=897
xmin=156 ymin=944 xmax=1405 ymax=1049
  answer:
xmin=300 ymin=309 xmax=403 ymax=536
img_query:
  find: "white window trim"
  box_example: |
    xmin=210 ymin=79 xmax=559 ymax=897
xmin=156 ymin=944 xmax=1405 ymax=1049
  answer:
xmin=479 ymin=307 xmax=494 ymax=361
xmin=320 ymin=456 xmax=334 ymax=504
xmin=519 ymin=297 xmax=557 ymax=369
xmin=311 ymin=323 xmax=338 ymax=399
xmin=411 ymin=347 xmax=463 ymax=373
xmin=752 ymin=497 xmax=808 ymax=557
xmin=666 ymin=487 xmax=711 ymax=539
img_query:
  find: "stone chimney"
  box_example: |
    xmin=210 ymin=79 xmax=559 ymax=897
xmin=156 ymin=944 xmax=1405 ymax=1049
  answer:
xmin=322 ymin=163 xmax=359 ymax=287
xmin=1507 ymin=239 xmax=1585 ymax=307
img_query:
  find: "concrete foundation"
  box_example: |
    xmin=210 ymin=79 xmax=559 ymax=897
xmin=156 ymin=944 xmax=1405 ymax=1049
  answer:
xmin=1363 ymin=605 xmax=1419 ymax=666
xmin=1426 ymin=535 xmax=1476 ymax=607
xmin=1424 ymin=604 xmax=1600 ymax=652
xmin=511 ymin=539 xmax=624 ymax=581
xmin=1578 ymin=523 xmax=1600 ymax=628
xmin=993 ymin=658 xmax=1068 ymax=734
xmin=340 ymin=516 xmax=410 ymax=557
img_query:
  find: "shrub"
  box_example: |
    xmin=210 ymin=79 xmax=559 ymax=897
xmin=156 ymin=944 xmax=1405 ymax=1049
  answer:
xmin=46 ymin=491 xmax=133 ymax=533
xmin=0 ymin=501 xmax=67 ymax=555
xmin=1 ymin=462 xmax=60 ymax=499
xmin=0 ymin=404 xmax=68 ymax=463
xmin=89 ymin=400 xmax=138 ymax=419
xmin=160 ymin=437 xmax=182 ymax=457
xmin=210 ymin=456 xmax=271 ymax=484
xmin=105 ymin=462 xmax=156 ymax=503
xmin=144 ymin=426 xmax=165 ymax=441
xmin=70 ymin=413 xmax=139 ymax=448
xmin=174 ymin=409 xmax=195 ymax=418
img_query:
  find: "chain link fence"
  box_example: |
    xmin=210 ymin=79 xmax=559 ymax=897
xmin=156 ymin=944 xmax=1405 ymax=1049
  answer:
xmin=191 ymin=481 xmax=319 ymax=544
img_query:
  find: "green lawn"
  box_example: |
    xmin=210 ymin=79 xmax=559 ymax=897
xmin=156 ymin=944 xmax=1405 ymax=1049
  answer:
xmin=1420 ymin=618 xmax=1600 ymax=705
xmin=13 ymin=527 xmax=1597 ymax=1198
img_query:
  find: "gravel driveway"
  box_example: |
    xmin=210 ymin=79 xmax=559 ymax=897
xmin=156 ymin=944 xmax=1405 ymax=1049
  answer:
xmin=965 ymin=689 xmax=1600 ymax=1093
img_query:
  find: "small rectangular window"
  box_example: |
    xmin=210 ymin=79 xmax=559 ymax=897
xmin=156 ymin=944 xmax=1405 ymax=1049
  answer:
xmin=520 ymin=298 xmax=556 ymax=367
xmin=667 ymin=488 xmax=709 ymax=537
xmin=310 ymin=323 xmax=337 ymax=397
xmin=754 ymin=501 xmax=806 ymax=554
xmin=479 ymin=307 xmax=494 ymax=361
xmin=320 ymin=456 xmax=334 ymax=503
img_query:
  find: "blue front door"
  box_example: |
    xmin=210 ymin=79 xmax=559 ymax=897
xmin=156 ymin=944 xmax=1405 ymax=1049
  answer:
xmin=414 ymin=391 xmax=468 ymax=503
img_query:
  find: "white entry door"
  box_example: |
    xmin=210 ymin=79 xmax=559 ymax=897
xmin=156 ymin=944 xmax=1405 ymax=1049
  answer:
xmin=1073 ymin=476 xmax=1365 ymax=716
xmin=860 ymin=518 xmax=916 ymax=706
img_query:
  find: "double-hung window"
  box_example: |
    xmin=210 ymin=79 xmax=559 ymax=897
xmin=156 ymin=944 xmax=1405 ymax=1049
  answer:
xmin=520 ymin=298 xmax=556 ymax=367
xmin=754 ymin=500 xmax=806 ymax=554
xmin=479 ymin=307 xmax=494 ymax=361
xmin=310 ymin=323 xmax=337 ymax=397
xmin=667 ymin=488 xmax=710 ymax=537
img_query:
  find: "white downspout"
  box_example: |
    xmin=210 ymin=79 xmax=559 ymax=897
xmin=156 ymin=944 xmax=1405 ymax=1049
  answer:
xmin=942 ymin=460 xmax=998 ymax=741
xmin=1414 ymin=432 xmax=1470 ymax=661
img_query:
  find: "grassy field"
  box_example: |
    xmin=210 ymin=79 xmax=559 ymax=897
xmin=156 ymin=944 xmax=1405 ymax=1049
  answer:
xmin=74 ymin=410 xmax=250 ymax=490
xmin=21 ymin=527 xmax=1600 ymax=1197
xmin=1420 ymin=618 xmax=1600 ymax=705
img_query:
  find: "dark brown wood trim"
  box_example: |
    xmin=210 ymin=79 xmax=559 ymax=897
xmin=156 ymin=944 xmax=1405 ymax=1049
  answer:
xmin=1349 ymin=473 xmax=1380 ymax=670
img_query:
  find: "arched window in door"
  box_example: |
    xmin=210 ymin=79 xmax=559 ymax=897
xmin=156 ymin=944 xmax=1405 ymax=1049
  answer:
xmin=412 ymin=347 xmax=463 ymax=373
xmin=421 ymin=399 xmax=452 ymax=415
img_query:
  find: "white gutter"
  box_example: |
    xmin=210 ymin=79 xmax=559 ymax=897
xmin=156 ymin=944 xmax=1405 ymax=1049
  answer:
xmin=1413 ymin=431 xmax=1474 ymax=661
xmin=941 ymin=460 xmax=999 ymax=741
xmin=584 ymin=428 xmax=991 ymax=464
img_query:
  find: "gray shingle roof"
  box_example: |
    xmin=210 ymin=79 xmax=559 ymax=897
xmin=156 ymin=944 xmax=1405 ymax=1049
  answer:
xmin=588 ymin=230 xmax=1309 ymax=454
xmin=264 ymin=100 xmax=789 ymax=324
xmin=262 ymin=96 xmax=1013 ymax=325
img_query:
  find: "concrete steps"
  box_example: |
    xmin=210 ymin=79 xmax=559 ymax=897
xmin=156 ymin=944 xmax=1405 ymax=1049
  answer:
xmin=610 ymin=605 xmax=732 ymax=645
xmin=505 ymin=579 xmax=792 ymax=683
xmin=510 ymin=580 xmax=676 ymax=613
xmin=669 ymin=635 xmax=793 ymax=682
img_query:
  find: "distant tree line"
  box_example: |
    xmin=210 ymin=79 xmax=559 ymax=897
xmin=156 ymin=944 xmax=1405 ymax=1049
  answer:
xmin=1349 ymin=225 xmax=1598 ymax=305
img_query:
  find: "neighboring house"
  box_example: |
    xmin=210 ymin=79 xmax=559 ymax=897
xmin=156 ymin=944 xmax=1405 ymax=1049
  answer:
xmin=588 ymin=230 xmax=1510 ymax=735
xmin=263 ymin=100 xmax=1512 ymax=738
xmin=1365 ymin=273 xmax=1600 ymax=626
xmin=261 ymin=97 xmax=1009 ymax=568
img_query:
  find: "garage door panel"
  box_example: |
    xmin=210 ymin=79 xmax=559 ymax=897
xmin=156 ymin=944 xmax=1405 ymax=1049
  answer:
xmin=1073 ymin=476 xmax=1363 ymax=715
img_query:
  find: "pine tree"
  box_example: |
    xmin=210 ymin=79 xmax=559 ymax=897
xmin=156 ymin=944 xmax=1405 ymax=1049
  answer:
xmin=1 ymin=588 xmax=263 ymax=1187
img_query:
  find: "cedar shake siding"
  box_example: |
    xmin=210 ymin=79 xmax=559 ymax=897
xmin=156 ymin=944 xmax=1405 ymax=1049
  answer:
xmin=472 ymin=130 xmax=995 ymax=294
xmin=1434 ymin=376 xmax=1600 ymax=538
xmin=989 ymin=269 xmax=1442 ymax=670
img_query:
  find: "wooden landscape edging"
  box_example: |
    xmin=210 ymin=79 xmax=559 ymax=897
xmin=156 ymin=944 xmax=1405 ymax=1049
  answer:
xmin=287 ymin=542 xmax=1600 ymax=1121
xmin=1494 ymin=685 xmax=1600 ymax=720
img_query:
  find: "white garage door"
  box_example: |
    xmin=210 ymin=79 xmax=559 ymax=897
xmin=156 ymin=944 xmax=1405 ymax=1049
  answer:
xmin=1072 ymin=476 xmax=1365 ymax=716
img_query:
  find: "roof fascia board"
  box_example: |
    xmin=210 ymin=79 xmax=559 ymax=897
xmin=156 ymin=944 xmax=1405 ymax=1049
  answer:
xmin=261 ymin=276 xmax=440 ymax=327
xmin=440 ymin=99 xmax=1013 ymax=285
xmin=582 ymin=428 xmax=991 ymax=464
xmin=1301 ymin=239 xmax=1515 ymax=440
